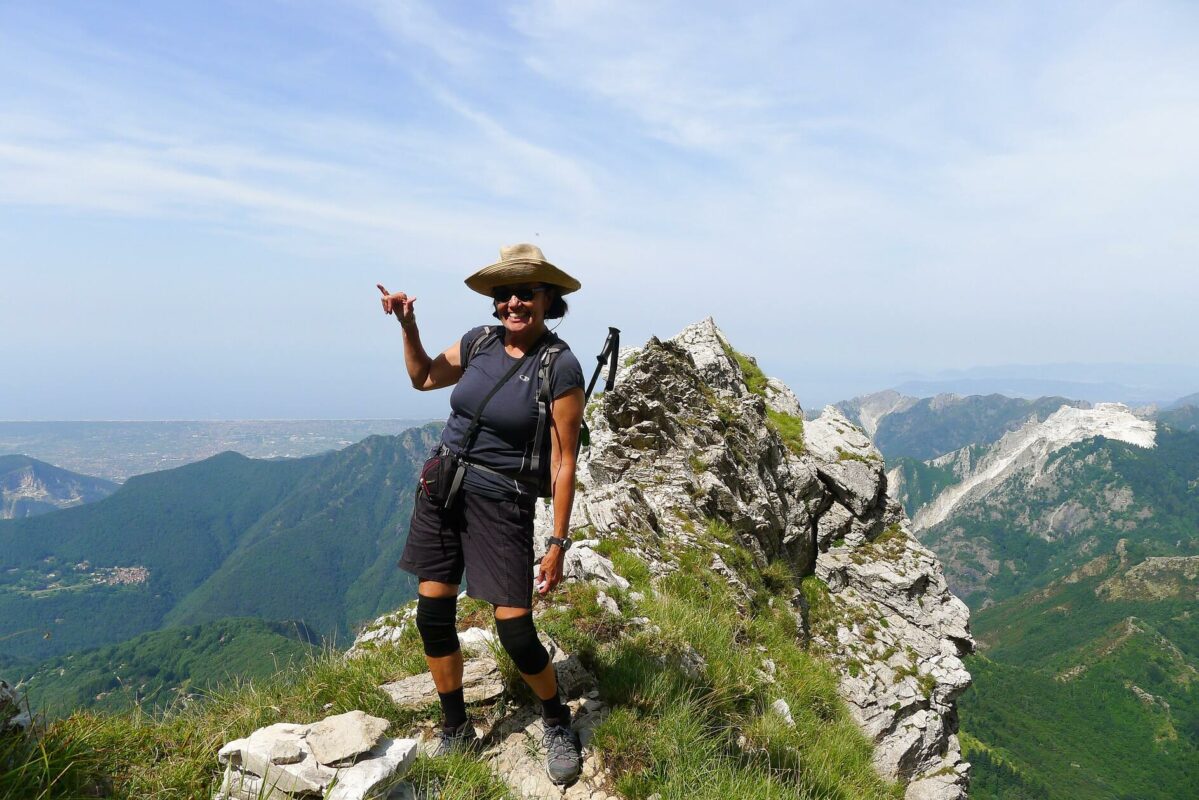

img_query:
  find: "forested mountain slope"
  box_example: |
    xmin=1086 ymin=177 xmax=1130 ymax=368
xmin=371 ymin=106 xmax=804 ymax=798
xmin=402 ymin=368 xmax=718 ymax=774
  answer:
xmin=960 ymin=544 xmax=1199 ymax=799
xmin=17 ymin=618 xmax=319 ymax=718
xmin=0 ymin=425 xmax=439 ymax=661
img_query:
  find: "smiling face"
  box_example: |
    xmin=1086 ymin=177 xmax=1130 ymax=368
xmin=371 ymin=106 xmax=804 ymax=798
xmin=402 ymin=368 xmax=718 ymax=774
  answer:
xmin=491 ymin=283 xmax=554 ymax=336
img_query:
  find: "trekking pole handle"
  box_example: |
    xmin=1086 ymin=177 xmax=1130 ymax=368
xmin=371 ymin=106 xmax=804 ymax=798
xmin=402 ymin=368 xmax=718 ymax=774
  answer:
xmin=584 ymin=327 xmax=621 ymax=402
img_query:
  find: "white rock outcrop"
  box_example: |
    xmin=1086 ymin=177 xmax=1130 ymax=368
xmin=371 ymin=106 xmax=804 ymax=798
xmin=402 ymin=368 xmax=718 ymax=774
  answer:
xmin=214 ymin=712 xmax=417 ymax=800
xmin=1 ymin=679 xmax=31 ymax=734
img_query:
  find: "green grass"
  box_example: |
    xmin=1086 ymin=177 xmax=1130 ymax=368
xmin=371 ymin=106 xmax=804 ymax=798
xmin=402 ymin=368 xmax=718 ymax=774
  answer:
xmin=766 ymin=410 xmax=805 ymax=456
xmin=588 ymin=546 xmax=901 ymax=799
xmin=728 ymin=350 xmax=769 ymax=398
xmin=958 ymin=556 xmax=1199 ymax=800
xmin=834 ymin=446 xmax=878 ymax=464
xmin=4 ymin=641 xmax=444 ymax=799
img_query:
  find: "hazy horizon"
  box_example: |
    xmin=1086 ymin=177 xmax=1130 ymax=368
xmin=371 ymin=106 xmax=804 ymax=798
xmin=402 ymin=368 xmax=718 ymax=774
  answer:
xmin=4 ymin=1 xmax=1197 ymax=419
xmin=4 ymin=357 xmax=1198 ymax=421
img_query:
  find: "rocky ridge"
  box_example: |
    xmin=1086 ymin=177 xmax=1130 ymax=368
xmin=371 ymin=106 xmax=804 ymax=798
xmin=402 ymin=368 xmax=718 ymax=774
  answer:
xmin=835 ymin=389 xmax=920 ymax=437
xmin=351 ymin=319 xmax=972 ymax=799
xmin=541 ymin=319 xmax=973 ymax=799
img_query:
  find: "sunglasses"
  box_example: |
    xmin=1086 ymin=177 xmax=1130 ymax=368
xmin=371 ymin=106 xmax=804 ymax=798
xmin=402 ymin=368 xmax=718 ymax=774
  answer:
xmin=490 ymin=285 xmax=548 ymax=302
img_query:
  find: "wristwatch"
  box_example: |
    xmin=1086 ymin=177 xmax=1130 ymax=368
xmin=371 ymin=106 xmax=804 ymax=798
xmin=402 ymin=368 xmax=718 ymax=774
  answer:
xmin=545 ymin=536 xmax=573 ymax=552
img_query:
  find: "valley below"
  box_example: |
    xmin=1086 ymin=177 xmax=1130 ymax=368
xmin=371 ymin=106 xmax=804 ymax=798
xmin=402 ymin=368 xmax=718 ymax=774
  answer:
xmin=841 ymin=389 xmax=1199 ymax=799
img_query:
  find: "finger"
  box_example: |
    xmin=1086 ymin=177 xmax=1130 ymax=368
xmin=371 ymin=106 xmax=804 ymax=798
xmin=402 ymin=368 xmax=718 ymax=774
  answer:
xmin=377 ymin=284 xmax=389 ymax=295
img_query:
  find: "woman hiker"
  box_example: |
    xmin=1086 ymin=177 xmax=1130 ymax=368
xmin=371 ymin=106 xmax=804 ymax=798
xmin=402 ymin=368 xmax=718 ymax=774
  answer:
xmin=377 ymin=243 xmax=586 ymax=784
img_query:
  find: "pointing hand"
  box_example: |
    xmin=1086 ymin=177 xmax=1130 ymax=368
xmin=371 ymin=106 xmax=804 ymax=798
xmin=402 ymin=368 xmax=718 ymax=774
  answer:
xmin=377 ymin=284 xmax=417 ymax=327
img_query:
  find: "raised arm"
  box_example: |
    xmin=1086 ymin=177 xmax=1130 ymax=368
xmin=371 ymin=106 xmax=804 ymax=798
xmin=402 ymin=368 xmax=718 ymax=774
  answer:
xmin=378 ymin=284 xmax=464 ymax=391
xmin=537 ymin=386 xmax=585 ymax=595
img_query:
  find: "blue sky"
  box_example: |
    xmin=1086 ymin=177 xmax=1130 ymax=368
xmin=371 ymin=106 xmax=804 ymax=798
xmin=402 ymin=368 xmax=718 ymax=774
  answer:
xmin=2 ymin=1 xmax=1197 ymax=418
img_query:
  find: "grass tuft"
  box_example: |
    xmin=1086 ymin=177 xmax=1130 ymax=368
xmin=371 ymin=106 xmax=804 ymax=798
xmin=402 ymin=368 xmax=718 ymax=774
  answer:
xmin=766 ymin=410 xmax=805 ymax=456
xmin=588 ymin=536 xmax=902 ymax=799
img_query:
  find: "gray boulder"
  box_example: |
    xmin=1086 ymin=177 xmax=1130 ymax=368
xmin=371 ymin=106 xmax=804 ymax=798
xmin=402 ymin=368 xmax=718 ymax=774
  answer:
xmin=380 ymin=655 xmax=505 ymax=710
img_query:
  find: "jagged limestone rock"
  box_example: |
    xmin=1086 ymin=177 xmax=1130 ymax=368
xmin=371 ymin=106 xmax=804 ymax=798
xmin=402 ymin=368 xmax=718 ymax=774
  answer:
xmin=348 ymin=606 xmax=417 ymax=656
xmin=324 ymin=739 xmax=420 ymax=800
xmin=457 ymin=626 xmax=497 ymax=656
xmin=770 ymin=698 xmax=795 ymax=726
xmin=546 ymin=318 xmax=824 ymax=581
xmin=805 ymin=406 xmax=885 ymax=517
xmin=545 ymin=319 xmax=972 ymax=800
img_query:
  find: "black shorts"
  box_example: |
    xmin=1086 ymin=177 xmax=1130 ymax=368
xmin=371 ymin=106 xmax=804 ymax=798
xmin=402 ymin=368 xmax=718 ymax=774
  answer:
xmin=398 ymin=488 xmax=538 ymax=609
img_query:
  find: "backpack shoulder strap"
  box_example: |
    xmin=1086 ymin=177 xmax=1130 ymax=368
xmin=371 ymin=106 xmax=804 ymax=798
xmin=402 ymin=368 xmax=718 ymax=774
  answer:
xmin=528 ymin=342 xmax=566 ymax=476
xmin=462 ymin=326 xmax=499 ymax=370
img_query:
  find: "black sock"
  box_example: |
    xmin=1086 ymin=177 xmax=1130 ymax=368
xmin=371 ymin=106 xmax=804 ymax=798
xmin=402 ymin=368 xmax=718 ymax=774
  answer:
xmin=541 ymin=693 xmax=570 ymax=728
xmin=439 ymin=687 xmax=468 ymax=731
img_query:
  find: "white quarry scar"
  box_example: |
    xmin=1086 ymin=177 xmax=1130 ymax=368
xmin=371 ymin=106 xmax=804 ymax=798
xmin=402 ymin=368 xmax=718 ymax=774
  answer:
xmin=912 ymin=403 xmax=1156 ymax=531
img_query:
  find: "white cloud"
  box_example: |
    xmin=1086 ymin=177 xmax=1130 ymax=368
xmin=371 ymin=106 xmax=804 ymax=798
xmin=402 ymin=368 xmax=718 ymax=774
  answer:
xmin=2 ymin=0 xmax=1198 ymax=416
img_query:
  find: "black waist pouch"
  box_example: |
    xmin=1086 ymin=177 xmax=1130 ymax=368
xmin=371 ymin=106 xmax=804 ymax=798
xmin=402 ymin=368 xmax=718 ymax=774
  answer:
xmin=419 ymin=448 xmax=466 ymax=510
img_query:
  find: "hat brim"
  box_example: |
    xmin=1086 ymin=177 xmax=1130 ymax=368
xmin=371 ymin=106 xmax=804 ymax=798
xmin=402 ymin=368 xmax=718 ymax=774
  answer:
xmin=464 ymin=259 xmax=581 ymax=296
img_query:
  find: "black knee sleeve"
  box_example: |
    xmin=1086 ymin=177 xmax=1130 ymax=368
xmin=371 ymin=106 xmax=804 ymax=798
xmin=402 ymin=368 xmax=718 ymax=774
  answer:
xmin=416 ymin=595 xmax=460 ymax=658
xmin=495 ymin=614 xmax=550 ymax=675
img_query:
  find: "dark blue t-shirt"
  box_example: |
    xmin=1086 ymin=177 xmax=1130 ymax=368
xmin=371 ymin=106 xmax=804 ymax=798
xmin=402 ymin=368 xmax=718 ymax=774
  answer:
xmin=440 ymin=326 xmax=585 ymax=499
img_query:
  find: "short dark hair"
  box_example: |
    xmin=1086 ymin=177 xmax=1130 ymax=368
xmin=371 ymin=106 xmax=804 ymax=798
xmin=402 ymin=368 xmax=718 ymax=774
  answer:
xmin=490 ymin=286 xmax=569 ymax=320
xmin=546 ymin=291 xmax=568 ymax=320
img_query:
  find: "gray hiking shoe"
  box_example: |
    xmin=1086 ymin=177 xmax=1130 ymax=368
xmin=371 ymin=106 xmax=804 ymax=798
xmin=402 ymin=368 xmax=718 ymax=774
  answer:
xmin=430 ymin=721 xmax=478 ymax=757
xmin=543 ymin=722 xmax=582 ymax=784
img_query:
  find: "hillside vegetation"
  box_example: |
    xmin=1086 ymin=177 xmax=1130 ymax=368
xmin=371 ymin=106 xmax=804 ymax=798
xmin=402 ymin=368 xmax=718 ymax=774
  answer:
xmin=0 ymin=426 xmax=439 ymax=662
xmin=3 ymin=520 xmax=901 ymax=800
xmin=916 ymin=427 xmax=1199 ymax=608
xmin=957 ymin=546 xmax=1199 ymax=799
xmin=16 ymin=619 xmax=319 ymax=719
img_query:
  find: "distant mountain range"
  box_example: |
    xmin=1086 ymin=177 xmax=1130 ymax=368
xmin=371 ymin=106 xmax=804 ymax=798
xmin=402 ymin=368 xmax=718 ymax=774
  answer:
xmin=0 ymin=419 xmax=433 ymax=483
xmin=835 ymin=389 xmax=1199 ymax=799
xmin=883 ymin=362 xmax=1199 ymax=406
xmin=0 ymin=424 xmax=440 ymax=662
xmin=0 ymin=455 xmax=117 ymax=519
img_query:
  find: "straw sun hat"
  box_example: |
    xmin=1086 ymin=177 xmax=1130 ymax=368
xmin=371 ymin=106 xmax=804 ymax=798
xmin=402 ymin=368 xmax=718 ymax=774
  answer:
xmin=464 ymin=243 xmax=582 ymax=297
